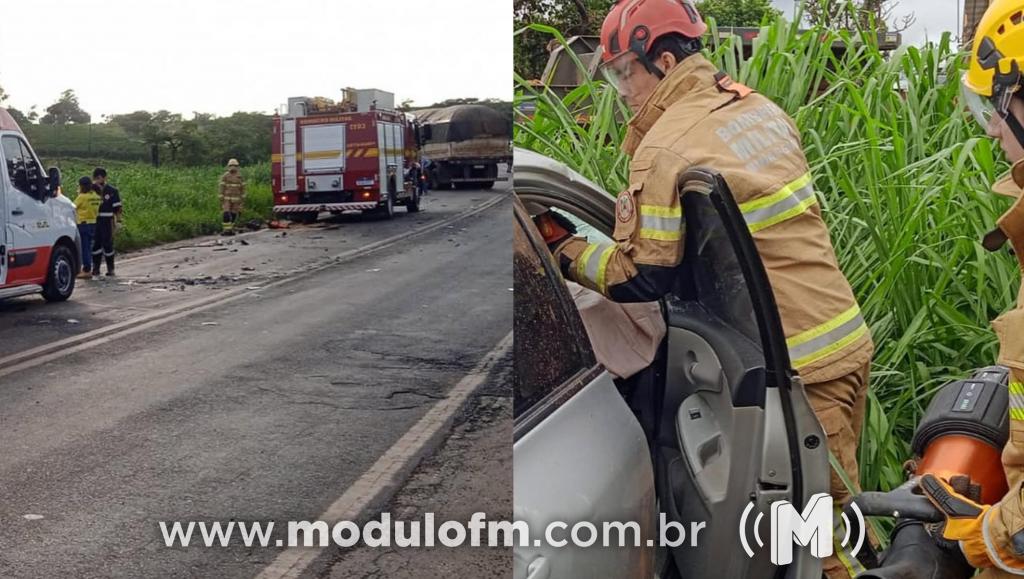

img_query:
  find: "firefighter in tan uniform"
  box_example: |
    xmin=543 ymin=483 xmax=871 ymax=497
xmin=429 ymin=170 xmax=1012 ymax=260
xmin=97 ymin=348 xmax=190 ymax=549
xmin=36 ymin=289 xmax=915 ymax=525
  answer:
xmin=916 ymin=1 xmax=1024 ymax=575
xmin=534 ymin=2 xmax=872 ymax=575
xmin=220 ymin=159 xmax=246 ymax=236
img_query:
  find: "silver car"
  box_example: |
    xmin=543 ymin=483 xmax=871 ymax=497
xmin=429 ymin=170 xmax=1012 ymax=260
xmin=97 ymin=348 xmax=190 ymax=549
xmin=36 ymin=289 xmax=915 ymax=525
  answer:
xmin=512 ymin=148 xmax=830 ymax=579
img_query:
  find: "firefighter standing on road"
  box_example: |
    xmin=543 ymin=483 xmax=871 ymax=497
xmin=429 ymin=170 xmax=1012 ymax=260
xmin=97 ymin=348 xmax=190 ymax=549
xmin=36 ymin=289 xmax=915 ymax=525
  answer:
xmin=220 ymin=159 xmax=246 ymax=236
xmin=914 ymin=2 xmax=1024 ymax=575
xmin=91 ymin=167 xmax=122 ymax=277
xmin=535 ymin=2 xmax=872 ymax=575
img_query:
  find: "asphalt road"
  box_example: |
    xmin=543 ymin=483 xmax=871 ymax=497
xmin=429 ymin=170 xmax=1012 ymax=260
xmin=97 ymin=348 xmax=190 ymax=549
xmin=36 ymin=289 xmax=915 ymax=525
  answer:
xmin=324 ymin=356 xmax=512 ymax=579
xmin=0 ymin=186 xmax=511 ymax=578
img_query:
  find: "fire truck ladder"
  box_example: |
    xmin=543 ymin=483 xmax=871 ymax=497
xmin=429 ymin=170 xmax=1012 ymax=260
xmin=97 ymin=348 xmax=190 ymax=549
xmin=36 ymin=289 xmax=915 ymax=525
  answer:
xmin=282 ymin=118 xmax=298 ymax=191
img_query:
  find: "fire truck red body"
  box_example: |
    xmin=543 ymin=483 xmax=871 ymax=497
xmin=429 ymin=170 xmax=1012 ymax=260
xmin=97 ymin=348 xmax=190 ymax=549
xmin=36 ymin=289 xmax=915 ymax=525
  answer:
xmin=271 ymin=89 xmax=421 ymax=222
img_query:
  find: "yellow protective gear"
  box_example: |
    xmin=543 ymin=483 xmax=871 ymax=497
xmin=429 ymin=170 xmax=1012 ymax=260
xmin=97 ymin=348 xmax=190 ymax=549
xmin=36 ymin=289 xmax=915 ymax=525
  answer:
xmin=963 ymin=1 xmax=1024 ymax=130
xmin=964 ymin=0 xmax=1024 ymax=98
xmin=920 ymin=474 xmax=994 ymax=569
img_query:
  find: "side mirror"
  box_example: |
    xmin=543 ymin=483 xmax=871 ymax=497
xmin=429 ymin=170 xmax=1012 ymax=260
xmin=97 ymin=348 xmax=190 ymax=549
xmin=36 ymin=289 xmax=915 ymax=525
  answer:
xmin=48 ymin=167 xmax=61 ymax=197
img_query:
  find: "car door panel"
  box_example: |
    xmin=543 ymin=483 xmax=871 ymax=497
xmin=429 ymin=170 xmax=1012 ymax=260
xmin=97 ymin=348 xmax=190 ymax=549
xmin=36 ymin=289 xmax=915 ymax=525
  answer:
xmin=514 ymin=369 xmax=656 ymax=579
xmin=513 ymin=197 xmax=656 ymax=579
xmin=656 ymin=170 xmax=828 ymax=579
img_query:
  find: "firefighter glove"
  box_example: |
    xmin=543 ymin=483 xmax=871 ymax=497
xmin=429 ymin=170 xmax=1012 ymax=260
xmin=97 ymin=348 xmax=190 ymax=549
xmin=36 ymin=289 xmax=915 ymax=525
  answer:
xmin=533 ymin=210 xmax=576 ymax=250
xmin=919 ymin=473 xmax=995 ymax=569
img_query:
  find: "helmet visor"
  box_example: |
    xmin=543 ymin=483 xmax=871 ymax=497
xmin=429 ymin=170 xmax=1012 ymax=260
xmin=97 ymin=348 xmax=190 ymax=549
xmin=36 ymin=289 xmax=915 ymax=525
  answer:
xmin=962 ymin=73 xmax=998 ymax=130
xmin=599 ymin=50 xmax=643 ymax=94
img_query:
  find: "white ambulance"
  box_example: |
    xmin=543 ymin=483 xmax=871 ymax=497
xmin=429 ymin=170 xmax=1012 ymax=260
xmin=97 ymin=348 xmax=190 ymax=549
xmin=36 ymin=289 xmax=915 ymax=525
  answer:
xmin=0 ymin=108 xmax=79 ymax=302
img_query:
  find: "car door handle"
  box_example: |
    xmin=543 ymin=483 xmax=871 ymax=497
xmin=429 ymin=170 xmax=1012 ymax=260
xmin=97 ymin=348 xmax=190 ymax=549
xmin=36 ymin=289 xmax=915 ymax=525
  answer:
xmin=11 ymin=209 xmax=23 ymax=216
xmin=526 ymin=556 xmax=550 ymax=579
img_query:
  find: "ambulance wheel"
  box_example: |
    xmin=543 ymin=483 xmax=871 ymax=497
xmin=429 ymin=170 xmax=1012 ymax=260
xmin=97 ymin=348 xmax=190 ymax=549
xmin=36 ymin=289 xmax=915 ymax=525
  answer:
xmin=480 ymin=181 xmax=495 ymax=190
xmin=42 ymin=244 xmax=76 ymax=302
xmin=406 ymin=190 xmax=421 ymax=213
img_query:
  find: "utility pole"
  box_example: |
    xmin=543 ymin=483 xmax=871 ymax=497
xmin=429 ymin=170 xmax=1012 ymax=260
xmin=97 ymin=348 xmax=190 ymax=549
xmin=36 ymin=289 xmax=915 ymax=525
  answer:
xmin=957 ymin=0 xmax=961 ymax=44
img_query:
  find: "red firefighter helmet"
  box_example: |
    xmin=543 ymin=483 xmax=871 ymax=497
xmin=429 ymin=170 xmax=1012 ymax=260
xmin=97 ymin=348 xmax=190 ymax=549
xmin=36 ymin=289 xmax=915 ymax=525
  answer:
xmin=599 ymin=0 xmax=707 ymax=65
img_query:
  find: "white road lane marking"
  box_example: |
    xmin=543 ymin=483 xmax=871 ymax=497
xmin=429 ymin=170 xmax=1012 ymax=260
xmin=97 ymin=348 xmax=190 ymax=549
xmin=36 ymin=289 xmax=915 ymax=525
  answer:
xmin=255 ymin=332 xmax=512 ymax=579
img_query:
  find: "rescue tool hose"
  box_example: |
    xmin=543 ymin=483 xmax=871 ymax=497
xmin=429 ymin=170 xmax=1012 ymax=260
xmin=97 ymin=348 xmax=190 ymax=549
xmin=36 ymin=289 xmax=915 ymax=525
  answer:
xmin=849 ymin=480 xmax=942 ymax=523
xmin=856 ymin=521 xmax=973 ymax=579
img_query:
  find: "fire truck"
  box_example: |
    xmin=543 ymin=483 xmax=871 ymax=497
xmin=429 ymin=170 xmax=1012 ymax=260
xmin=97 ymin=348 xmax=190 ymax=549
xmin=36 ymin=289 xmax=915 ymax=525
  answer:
xmin=271 ymin=89 xmax=421 ymax=223
xmin=0 ymin=108 xmax=80 ymax=302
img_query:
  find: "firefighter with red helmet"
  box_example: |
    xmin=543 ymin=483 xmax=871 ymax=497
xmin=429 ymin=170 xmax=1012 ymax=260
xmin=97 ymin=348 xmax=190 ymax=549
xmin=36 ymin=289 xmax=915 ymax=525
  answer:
xmin=536 ymin=2 xmax=872 ymax=575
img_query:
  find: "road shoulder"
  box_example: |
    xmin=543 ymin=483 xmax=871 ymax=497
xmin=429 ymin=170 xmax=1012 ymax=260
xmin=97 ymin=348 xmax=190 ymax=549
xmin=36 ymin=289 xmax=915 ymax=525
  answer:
xmin=323 ymin=354 xmax=512 ymax=579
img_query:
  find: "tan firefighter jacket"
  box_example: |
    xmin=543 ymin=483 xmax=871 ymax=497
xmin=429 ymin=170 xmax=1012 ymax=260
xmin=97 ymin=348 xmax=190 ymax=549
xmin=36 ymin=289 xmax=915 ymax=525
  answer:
xmin=219 ymin=171 xmax=246 ymax=203
xmin=552 ymin=54 xmax=872 ymax=384
xmin=971 ymin=160 xmax=1024 ymax=577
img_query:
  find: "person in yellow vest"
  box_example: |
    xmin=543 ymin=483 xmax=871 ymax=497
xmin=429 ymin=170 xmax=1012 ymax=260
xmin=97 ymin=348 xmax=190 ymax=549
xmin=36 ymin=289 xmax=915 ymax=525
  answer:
xmin=73 ymin=176 xmax=102 ymax=279
xmin=915 ymin=2 xmax=1024 ymax=576
xmin=219 ymin=159 xmax=246 ymax=236
xmin=534 ymin=2 xmax=872 ymax=575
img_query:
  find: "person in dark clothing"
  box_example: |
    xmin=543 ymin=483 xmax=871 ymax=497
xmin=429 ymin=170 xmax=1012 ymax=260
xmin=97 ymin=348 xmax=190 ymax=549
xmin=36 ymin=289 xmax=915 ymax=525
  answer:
xmin=420 ymin=159 xmax=431 ymax=196
xmin=91 ymin=167 xmax=123 ymax=277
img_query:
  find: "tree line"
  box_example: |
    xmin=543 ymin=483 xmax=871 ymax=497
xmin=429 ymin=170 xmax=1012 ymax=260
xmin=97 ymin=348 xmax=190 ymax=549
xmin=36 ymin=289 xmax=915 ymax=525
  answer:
xmin=0 ymin=87 xmax=271 ymax=167
xmin=1 ymin=88 xmax=510 ymax=168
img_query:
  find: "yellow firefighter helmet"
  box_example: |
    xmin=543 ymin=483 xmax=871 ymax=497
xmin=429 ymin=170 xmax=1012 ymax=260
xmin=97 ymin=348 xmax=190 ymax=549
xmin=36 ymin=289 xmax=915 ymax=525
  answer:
xmin=227 ymin=158 xmax=240 ymax=167
xmin=962 ymin=0 xmax=1024 ymax=129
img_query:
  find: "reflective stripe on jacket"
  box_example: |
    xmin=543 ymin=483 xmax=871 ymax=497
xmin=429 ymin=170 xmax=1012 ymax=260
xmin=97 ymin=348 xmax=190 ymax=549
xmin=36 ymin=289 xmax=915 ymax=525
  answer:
xmin=553 ymin=54 xmax=872 ymax=384
xmin=220 ymin=172 xmax=246 ymax=202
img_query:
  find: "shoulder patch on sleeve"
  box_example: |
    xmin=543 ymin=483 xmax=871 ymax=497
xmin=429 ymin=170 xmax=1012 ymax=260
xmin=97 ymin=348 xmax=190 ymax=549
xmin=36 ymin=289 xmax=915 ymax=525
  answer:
xmin=617 ymin=190 xmax=636 ymax=223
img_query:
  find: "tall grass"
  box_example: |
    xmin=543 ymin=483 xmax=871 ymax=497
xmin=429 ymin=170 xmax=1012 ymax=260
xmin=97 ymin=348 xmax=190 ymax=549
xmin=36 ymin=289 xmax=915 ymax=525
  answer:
xmin=50 ymin=159 xmax=273 ymax=252
xmin=515 ymin=18 xmax=1018 ymax=492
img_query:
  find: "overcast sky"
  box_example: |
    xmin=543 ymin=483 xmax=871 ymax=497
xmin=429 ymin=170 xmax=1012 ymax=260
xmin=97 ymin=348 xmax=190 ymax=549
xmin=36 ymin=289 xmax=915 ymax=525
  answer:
xmin=772 ymin=0 xmax=963 ymax=44
xmin=0 ymin=0 xmax=511 ymax=119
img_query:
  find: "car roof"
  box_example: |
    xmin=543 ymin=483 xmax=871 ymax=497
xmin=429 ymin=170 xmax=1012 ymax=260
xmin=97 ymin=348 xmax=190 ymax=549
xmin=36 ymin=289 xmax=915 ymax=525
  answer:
xmin=0 ymin=108 xmax=23 ymax=134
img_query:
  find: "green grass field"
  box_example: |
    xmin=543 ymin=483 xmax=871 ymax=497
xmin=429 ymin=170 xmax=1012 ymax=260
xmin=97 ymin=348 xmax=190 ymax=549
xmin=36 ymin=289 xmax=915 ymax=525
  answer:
xmin=50 ymin=159 xmax=273 ymax=252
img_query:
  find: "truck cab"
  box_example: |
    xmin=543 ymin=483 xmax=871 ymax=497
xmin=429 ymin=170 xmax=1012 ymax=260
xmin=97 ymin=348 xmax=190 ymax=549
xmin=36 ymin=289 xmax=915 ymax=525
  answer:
xmin=415 ymin=104 xmax=511 ymax=190
xmin=0 ymin=108 xmax=80 ymax=302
